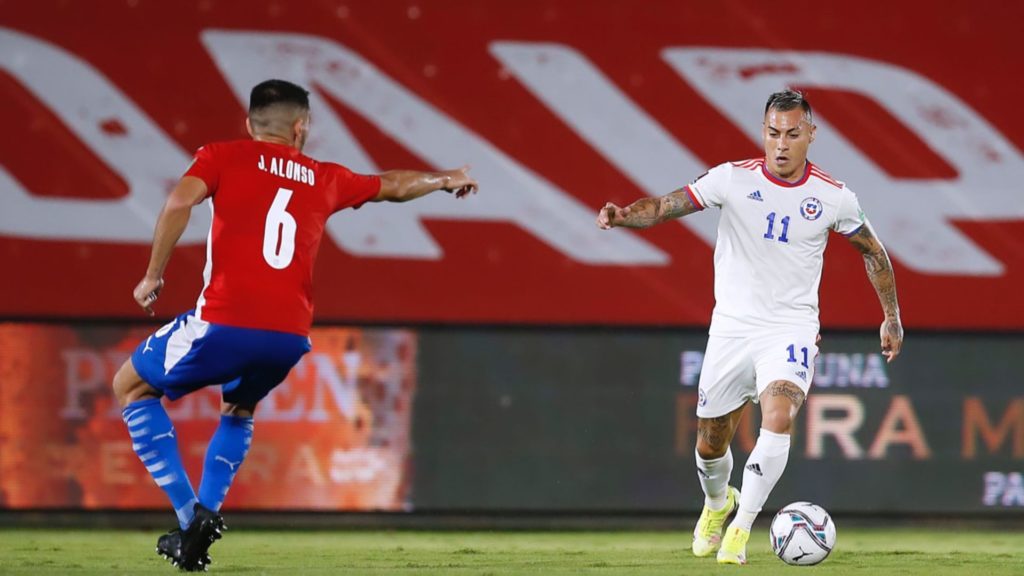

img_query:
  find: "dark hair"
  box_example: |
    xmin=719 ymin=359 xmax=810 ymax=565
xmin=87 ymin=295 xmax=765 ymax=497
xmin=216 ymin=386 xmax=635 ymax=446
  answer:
xmin=249 ymin=79 xmax=310 ymax=114
xmin=764 ymin=89 xmax=812 ymax=122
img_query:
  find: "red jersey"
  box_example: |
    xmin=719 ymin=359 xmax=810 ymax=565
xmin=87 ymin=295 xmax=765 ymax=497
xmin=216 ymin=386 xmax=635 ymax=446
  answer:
xmin=184 ymin=140 xmax=380 ymax=335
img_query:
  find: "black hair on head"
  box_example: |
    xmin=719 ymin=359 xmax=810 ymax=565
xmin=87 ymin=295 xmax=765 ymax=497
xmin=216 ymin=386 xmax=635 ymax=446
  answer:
xmin=249 ymin=79 xmax=310 ymax=113
xmin=764 ymin=89 xmax=812 ymax=122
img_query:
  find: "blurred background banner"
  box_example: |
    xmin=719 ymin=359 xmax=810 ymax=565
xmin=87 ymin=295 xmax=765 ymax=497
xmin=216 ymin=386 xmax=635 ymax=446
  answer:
xmin=0 ymin=324 xmax=417 ymax=511
xmin=1 ymin=0 xmax=1023 ymax=329
xmin=414 ymin=330 xmax=1024 ymax=514
xmin=2 ymin=324 xmax=1021 ymax=514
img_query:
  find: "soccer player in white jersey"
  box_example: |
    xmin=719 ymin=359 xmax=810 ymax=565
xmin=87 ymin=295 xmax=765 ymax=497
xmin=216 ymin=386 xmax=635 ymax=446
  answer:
xmin=596 ymin=89 xmax=903 ymax=565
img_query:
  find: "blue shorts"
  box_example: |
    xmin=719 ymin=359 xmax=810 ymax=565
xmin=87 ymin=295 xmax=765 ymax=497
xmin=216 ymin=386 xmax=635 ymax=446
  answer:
xmin=131 ymin=310 xmax=311 ymax=406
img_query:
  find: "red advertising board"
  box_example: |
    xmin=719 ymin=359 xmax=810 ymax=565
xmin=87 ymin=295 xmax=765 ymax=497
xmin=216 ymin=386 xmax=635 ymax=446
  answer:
xmin=0 ymin=324 xmax=416 ymax=511
xmin=2 ymin=1 xmax=1022 ymax=328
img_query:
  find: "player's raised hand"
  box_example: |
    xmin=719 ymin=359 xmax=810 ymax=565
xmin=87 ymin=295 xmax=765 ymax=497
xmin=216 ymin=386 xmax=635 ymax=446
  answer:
xmin=596 ymin=202 xmax=631 ymax=229
xmin=133 ymin=277 xmax=164 ymax=317
xmin=442 ymin=166 xmax=478 ymax=198
xmin=880 ymin=317 xmax=903 ymax=363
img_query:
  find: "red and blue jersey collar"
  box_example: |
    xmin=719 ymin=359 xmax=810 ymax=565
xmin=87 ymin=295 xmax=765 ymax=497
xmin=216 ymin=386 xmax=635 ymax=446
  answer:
xmin=761 ymin=159 xmax=812 ymax=188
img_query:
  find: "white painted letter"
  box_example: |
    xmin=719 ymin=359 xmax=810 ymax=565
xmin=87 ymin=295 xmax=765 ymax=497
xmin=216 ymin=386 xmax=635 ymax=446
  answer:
xmin=201 ymin=31 xmax=666 ymax=264
xmin=663 ymin=48 xmax=1024 ymax=275
xmin=0 ymin=28 xmax=208 ymax=242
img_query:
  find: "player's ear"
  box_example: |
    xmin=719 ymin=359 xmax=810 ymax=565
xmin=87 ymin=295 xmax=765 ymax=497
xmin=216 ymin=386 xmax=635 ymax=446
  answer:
xmin=292 ymin=117 xmax=307 ymax=142
xmin=245 ymin=118 xmax=254 ymax=138
xmin=809 ymin=123 xmax=816 ymax=143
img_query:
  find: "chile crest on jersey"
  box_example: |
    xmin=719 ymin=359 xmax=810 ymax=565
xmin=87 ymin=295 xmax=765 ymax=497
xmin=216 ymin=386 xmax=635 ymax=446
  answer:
xmin=799 ymin=197 xmax=823 ymax=221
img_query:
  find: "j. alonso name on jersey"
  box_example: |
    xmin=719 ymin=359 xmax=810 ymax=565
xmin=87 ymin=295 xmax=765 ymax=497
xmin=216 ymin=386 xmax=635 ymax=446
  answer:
xmin=258 ymin=155 xmax=316 ymax=186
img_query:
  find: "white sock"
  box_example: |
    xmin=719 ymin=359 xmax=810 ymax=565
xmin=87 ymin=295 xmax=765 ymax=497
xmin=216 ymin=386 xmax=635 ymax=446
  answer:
xmin=695 ymin=447 xmax=733 ymax=511
xmin=733 ymin=429 xmax=791 ymax=531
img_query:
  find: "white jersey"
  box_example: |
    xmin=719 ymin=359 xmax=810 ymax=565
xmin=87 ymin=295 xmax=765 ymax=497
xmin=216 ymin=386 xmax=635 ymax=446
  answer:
xmin=686 ymin=158 xmax=866 ymax=337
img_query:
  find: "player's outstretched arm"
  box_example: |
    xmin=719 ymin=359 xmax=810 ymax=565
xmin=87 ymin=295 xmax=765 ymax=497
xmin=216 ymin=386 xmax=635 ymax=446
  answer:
xmin=596 ymin=188 xmax=699 ymax=230
xmin=374 ymin=166 xmax=478 ymax=203
xmin=846 ymin=222 xmax=904 ymax=363
xmin=132 ymin=176 xmax=208 ymax=316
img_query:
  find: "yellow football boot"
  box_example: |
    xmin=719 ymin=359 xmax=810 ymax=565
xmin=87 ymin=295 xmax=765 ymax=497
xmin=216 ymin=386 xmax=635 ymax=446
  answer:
xmin=691 ymin=486 xmax=740 ymax=557
xmin=717 ymin=525 xmax=751 ymax=565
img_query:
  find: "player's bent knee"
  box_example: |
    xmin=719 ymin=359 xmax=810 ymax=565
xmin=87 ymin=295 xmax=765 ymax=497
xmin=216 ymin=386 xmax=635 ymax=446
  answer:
xmin=760 ymin=380 xmax=804 ymax=434
xmin=221 ymin=401 xmax=256 ymax=418
xmin=111 ymin=360 xmax=136 ymax=403
xmin=695 ymin=416 xmax=737 ymax=459
xmin=760 ymin=407 xmax=796 ymax=434
xmin=112 ymin=359 xmax=161 ymax=408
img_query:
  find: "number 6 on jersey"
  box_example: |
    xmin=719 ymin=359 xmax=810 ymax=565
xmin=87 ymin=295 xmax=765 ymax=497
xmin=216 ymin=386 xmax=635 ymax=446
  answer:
xmin=263 ymin=187 xmax=297 ymax=269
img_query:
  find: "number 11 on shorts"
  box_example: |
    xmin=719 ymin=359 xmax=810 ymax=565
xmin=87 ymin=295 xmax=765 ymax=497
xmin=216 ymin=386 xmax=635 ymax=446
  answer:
xmin=787 ymin=343 xmax=809 ymax=368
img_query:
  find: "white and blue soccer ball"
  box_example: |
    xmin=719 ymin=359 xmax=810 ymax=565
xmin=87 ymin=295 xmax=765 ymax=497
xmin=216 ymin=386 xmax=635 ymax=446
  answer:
xmin=769 ymin=501 xmax=836 ymax=566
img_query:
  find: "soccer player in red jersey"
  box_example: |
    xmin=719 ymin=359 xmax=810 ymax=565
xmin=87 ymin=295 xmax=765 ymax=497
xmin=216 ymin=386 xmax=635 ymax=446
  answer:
xmin=111 ymin=79 xmax=478 ymax=571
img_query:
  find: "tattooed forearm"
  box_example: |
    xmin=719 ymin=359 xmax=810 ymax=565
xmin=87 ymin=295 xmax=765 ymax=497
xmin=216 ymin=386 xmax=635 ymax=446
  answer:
xmin=616 ymin=188 xmax=698 ymax=228
xmin=847 ymin=223 xmax=901 ymax=319
xmin=659 ymin=189 xmax=699 ymax=220
xmin=847 ymin=221 xmax=904 ymax=362
xmin=615 ymin=197 xmax=661 ymax=228
xmin=865 ymin=251 xmax=900 ymax=316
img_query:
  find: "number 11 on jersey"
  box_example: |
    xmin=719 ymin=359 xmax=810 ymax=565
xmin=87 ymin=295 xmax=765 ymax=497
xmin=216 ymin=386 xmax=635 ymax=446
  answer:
xmin=764 ymin=212 xmax=790 ymax=243
xmin=263 ymin=187 xmax=297 ymax=269
xmin=786 ymin=343 xmax=809 ymax=368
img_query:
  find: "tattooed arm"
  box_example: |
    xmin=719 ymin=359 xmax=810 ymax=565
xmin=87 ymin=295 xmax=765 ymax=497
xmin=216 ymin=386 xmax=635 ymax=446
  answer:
xmin=847 ymin=222 xmax=904 ymax=363
xmin=596 ymin=188 xmax=700 ymax=229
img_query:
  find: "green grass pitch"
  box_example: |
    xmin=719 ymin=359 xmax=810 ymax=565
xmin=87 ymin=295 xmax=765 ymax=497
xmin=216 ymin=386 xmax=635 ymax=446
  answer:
xmin=1 ymin=527 xmax=1021 ymax=575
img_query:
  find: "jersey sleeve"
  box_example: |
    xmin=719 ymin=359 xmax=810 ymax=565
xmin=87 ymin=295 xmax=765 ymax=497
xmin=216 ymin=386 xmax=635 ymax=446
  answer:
xmin=183 ymin=145 xmax=220 ymax=197
xmin=833 ymin=185 xmax=867 ymax=236
xmin=686 ymin=163 xmax=731 ymax=210
xmin=324 ymin=163 xmax=382 ymax=212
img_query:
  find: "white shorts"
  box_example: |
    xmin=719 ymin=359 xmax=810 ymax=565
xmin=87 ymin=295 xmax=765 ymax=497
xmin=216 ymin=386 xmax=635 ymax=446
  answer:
xmin=695 ymin=330 xmax=819 ymax=418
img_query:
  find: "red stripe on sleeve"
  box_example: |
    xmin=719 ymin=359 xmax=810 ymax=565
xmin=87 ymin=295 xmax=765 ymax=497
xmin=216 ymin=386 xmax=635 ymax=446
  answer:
xmin=684 ymin=185 xmax=705 ymax=210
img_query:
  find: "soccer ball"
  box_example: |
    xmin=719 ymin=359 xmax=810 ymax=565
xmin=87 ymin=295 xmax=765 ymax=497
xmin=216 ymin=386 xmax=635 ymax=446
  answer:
xmin=769 ymin=501 xmax=836 ymax=566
